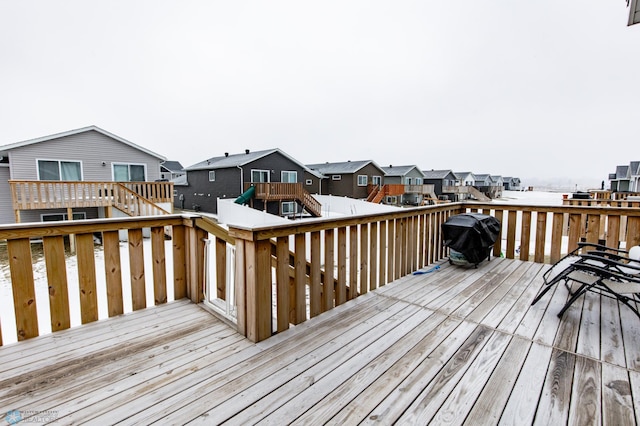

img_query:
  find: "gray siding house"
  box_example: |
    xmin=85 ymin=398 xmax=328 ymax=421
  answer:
xmin=0 ymin=126 xmax=167 ymax=224
xmin=422 ymin=169 xmax=458 ymax=200
xmin=306 ymin=160 xmax=386 ymax=200
xmin=177 ymin=148 xmax=320 ymax=217
xmin=380 ymin=165 xmax=426 ymax=206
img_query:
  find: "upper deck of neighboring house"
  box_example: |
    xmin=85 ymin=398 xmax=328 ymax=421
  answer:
xmin=0 ymin=125 xmax=172 ymax=224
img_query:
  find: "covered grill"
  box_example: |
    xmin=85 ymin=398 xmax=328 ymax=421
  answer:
xmin=442 ymin=213 xmax=501 ymax=267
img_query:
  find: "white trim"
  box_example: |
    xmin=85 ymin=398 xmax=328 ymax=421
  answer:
xmin=357 ymin=175 xmax=367 ymax=186
xmin=36 ymin=158 xmax=83 ymax=181
xmin=209 ymin=170 xmax=216 ymax=182
xmin=281 ymin=170 xmax=297 ymax=183
xmin=112 ymin=162 xmax=147 ymax=181
xmin=251 ymin=169 xmax=270 ymax=183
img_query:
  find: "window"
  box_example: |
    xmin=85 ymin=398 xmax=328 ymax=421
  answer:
xmin=372 ymin=176 xmax=382 ymax=186
xmin=37 ymin=159 xmax=82 ymax=181
xmin=331 ymin=175 xmax=341 ymax=181
xmin=209 ymin=171 xmax=216 ymax=182
xmin=251 ymin=169 xmax=269 ymax=183
xmin=113 ymin=163 xmax=146 ymax=181
xmin=357 ymin=175 xmax=367 ymax=186
xmin=41 ymin=212 xmax=86 ymax=222
xmin=282 ymin=201 xmax=297 ymax=215
xmin=281 ymin=171 xmax=297 ymax=183
xmin=415 ymin=178 xmax=422 ymax=185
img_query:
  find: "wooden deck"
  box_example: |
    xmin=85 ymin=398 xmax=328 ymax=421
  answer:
xmin=1 ymin=257 xmax=639 ymax=425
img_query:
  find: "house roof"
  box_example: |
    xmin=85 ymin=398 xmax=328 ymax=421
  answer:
xmin=454 ymin=172 xmax=475 ymax=180
xmin=474 ymin=174 xmax=490 ymax=179
xmin=380 ymin=165 xmax=424 ymax=177
xmin=0 ymin=125 xmax=166 ymax=160
xmin=186 ymin=148 xmax=313 ymax=172
xmin=161 ymin=161 xmax=184 ymax=172
xmin=615 ymin=165 xmax=630 ymax=179
xmin=422 ymin=169 xmax=454 ymax=179
xmin=306 ymin=160 xmax=384 ymax=176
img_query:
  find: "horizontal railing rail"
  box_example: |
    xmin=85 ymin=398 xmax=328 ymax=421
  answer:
xmin=404 ymin=184 xmax=435 ymax=194
xmin=3 ymin=201 xmax=640 ymax=346
xmin=9 ymin=180 xmax=174 ymax=211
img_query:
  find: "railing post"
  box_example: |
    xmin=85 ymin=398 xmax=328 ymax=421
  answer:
xmin=185 ymin=220 xmax=206 ymax=304
xmin=229 ymin=227 xmax=273 ymax=342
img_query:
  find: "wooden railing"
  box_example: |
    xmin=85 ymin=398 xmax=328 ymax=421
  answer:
xmin=3 ymin=201 xmax=640 ymax=346
xmin=9 ymin=180 xmax=174 ymax=210
xmin=246 ymin=182 xmax=321 ymax=217
xmin=0 ymin=215 xmax=206 ymax=346
xmin=405 ymin=184 xmax=436 ymax=195
xmin=112 ymin=184 xmax=172 ymax=217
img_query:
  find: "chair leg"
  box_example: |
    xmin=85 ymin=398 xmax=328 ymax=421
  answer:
xmin=557 ymin=283 xmax=590 ymax=318
xmin=532 ymin=283 xmax=556 ymax=306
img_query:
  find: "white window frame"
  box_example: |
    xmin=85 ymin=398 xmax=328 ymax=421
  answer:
xmin=209 ymin=171 xmax=216 ymax=182
xmin=281 ymin=201 xmax=297 ymax=215
xmin=251 ymin=169 xmax=270 ymax=183
xmin=36 ymin=158 xmax=83 ymax=181
xmin=332 ymin=175 xmax=342 ymax=181
xmin=281 ymin=170 xmax=297 ymax=183
xmin=372 ymin=176 xmax=382 ymax=186
xmin=357 ymin=175 xmax=368 ymax=186
xmin=112 ymin=162 xmax=147 ymax=182
xmin=415 ymin=178 xmax=422 ymax=185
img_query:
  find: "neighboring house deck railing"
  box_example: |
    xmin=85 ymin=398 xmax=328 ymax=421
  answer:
xmin=404 ymin=184 xmax=436 ymax=195
xmin=245 ymin=182 xmax=321 ymax=217
xmin=2 ymin=202 xmax=640 ymax=346
xmin=9 ymin=180 xmax=174 ymax=221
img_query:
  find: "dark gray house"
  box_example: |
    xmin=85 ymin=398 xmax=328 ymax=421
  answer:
xmin=306 ymin=160 xmax=386 ymax=200
xmin=380 ymin=165 xmax=433 ymax=206
xmin=422 ymin=169 xmax=458 ymax=200
xmin=176 ymin=148 xmax=320 ymax=217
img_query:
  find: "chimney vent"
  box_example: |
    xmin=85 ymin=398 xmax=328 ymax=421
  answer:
xmin=225 ymin=152 xmax=229 ymax=157
xmin=245 ymin=149 xmax=250 ymax=154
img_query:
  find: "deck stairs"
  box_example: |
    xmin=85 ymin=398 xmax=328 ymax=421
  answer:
xmin=112 ymin=183 xmax=171 ymax=217
xmin=469 ymin=186 xmax=492 ymax=202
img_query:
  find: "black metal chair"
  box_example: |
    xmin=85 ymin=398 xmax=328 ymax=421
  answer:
xmin=554 ymin=251 xmax=640 ymax=318
xmin=531 ymin=242 xmax=615 ymax=306
xmin=532 ymin=243 xmax=640 ymax=319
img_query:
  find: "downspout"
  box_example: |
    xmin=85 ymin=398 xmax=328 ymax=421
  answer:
xmin=237 ymin=165 xmax=243 ymax=193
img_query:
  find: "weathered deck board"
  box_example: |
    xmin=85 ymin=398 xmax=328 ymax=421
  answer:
xmin=1 ymin=258 xmax=639 ymax=425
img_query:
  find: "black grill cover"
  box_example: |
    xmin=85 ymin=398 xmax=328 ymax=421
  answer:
xmin=442 ymin=213 xmax=501 ymax=264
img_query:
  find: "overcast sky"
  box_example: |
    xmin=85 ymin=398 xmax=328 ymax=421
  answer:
xmin=1 ymin=1 xmax=638 ymax=189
